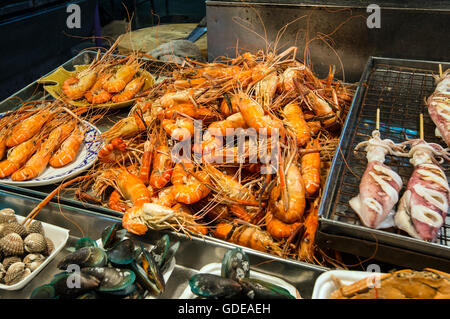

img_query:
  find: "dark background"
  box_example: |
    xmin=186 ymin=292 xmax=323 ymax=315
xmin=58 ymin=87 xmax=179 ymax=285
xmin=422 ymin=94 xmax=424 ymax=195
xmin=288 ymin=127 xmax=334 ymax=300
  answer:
xmin=0 ymin=0 xmax=206 ymax=101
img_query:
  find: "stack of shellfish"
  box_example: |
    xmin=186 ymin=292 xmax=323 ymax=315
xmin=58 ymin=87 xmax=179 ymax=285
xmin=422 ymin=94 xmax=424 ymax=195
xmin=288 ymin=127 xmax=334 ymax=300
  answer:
xmin=0 ymin=208 xmax=54 ymax=286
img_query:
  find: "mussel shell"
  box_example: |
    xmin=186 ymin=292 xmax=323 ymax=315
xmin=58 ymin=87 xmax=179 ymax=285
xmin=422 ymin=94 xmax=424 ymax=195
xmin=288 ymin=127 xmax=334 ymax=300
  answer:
xmin=130 ymin=261 xmax=162 ymax=297
xmin=52 ymin=272 xmax=100 ymax=298
xmin=150 ymin=234 xmax=170 ymax=268
xmin=81 ymin=267 xmax=136 ymax=292
xmin=101 ymin=223 xmax=124 ymax=249
xmin=221 ymin=248 xmax=250 ymax=281
xmin=239 ymin=278 xmax=295 ymax=299
xmin=160 ymin=241 xmax=180 ymax=274
xmin=75 ymin=237 xmax=98 ymax=250
xmin=57 ymin=247 xmax=107 ymax=270
xmin=189 ymin=273 xmax=242 ymax=299
xmin=0 ymin=233 xmax=24 ymax=256
xmin=30 ymin=284 xmax=56 ymax=299
xmin=77 ymin=291 xmax=99 ymax=299
xmin=100 ymin=283 xmax=138 ymax=298
xmin=140 ymin=242 xmax=165 ymax=293
xmin=107 ymin=239 xmax=135 ymax=266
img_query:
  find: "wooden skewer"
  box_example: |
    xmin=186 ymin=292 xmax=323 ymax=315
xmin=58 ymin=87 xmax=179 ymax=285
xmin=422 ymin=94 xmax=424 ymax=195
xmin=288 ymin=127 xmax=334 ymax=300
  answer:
xmin=439 ymin=64 xmax=443 ymax=78
xmin=376 ymin=108 xmax=380 ymax=131
xmin=420 ymin=113 xmax=424 ymax=140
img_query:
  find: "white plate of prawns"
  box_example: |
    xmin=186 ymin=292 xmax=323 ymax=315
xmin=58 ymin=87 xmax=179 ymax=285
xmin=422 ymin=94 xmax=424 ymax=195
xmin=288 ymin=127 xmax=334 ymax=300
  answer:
xmin=0 ymin=112 xmax=103 ymax=187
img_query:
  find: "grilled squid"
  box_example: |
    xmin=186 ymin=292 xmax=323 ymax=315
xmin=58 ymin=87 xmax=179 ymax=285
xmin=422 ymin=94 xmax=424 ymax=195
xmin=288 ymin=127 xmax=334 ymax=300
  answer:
xmin=427 ymin=69 xmax=450 ymax=147
xmin=394 ymin=141 xmax=450 ymax=242
xmin=349 ymin=130 xmax=406 ymax=229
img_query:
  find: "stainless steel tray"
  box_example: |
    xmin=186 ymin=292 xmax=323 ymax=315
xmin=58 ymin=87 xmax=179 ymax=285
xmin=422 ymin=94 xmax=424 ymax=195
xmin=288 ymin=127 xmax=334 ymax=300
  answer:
xmin=318 ymin=56 xmax=450 ymax=264
xmin=0 ymin=189 xmax=326 ymax=299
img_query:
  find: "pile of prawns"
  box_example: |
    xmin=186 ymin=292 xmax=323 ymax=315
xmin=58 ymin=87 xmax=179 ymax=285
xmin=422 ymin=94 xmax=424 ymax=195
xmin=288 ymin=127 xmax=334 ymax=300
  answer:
xmin=0 ymin=101 xmax=88 ymax=181
xmin=31 ymin=47 xmax=355 ymax=264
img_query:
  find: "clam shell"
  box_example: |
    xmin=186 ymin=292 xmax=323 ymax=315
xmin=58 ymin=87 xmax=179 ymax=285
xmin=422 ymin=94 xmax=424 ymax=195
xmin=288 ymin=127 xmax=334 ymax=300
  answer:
xmin=0 ymin=208 xmax=16 ymax=224
xmin=0 ymin=263 xmax=5 ymax=281
xmin=4 ymin=262 xmax=30 ymax=285
xmin=44 ymin=237 xmax=54 ymax=256
xmin=6 ymin=222 xmax=28 ymax=238
xmin=26 ymin=220 xmax=44 ymax=236
xmin=0 ymin=224 xmax=13 ymax=238
xmin=2 ymin=256 xmax=22 ymax=270
xmin=23 ymin=253 xmax=46 ymax=272
xmin=0 ymin=233 xmax=24 ymax=256
xmin=24 ymin=233 xmax=46 ymax=253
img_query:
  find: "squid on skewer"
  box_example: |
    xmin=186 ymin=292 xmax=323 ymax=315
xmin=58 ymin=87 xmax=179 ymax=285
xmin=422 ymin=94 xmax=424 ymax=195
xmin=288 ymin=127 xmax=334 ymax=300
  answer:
xmin=349 ymin=130 xmax=406 ymax=229
xmin=394 ymin=140 xmax=450 ymax=242
xmin=427 ymin=69 xmax=450 ymax=147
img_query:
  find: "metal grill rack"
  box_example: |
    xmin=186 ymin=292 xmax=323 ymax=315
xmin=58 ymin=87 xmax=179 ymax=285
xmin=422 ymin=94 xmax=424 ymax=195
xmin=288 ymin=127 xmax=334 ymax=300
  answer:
xmin=319 ymin=57 xmax=450 ymax=262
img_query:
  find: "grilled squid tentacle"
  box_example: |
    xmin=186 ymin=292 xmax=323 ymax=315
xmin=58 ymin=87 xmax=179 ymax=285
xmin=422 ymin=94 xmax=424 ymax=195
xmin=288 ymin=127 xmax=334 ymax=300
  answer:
xmin=349 ymin=130 xmax=406 ymax=229
xmin=394 ymin=141 xmax=450 ymax=242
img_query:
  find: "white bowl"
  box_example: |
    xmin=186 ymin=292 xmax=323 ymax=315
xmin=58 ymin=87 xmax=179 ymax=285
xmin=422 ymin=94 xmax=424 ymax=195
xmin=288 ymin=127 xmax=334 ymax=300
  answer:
xmin=179 ymin=262 xmax=301 ymax=299
xmin=312 ymin=270 xmax=385 ymax=299
xmin=0 ymin=215 xmax=70 ymax=290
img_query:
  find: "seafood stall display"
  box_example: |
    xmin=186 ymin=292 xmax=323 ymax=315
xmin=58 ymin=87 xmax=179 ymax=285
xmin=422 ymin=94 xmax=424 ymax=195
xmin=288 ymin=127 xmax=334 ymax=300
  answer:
xmin=0 ymin=2 xmax=449 ymax=301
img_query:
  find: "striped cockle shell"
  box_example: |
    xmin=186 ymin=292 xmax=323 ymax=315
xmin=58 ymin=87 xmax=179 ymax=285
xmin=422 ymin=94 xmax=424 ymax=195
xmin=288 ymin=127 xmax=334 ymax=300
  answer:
xmin=0 ymin=233 xmax=24 ymax=256
xmin=6 ymin=222 xmax=28 ymax=238
xmin=44 ymin=237 xmax=55 ymax=256
xmin=26 ymin=220 xmax=44 ymax=236
xmin=0 ymin=224 xmax=13 ymax=238
xmin=4 ymin=262 xmax=30 ymax=285
xmin=0 ymin=208 xmax=16 ymax=224
xmin=24 ymin=233 xmax=46 ymax=253
xmin=23 ymin=253 xmax=46 ymax=272
xmin=2 ymin=256 xmax=22 ymax=270
xmin=0 ymin=263 xmax=5 ymax=281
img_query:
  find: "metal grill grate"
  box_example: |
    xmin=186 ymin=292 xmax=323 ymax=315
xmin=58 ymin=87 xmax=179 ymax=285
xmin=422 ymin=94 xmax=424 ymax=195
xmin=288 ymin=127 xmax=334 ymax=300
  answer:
xmin=327 ymin=62 xmax=450 ymax=246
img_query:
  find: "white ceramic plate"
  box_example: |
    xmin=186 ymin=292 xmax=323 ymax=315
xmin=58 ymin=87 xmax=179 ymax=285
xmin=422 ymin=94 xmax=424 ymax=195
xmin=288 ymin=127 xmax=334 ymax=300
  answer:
xmin=0 ymin=120 xmax=103 ymax=187
xmin=179 ymin=262 xmax=301 ymax=299
xmin=312 ymin=270 xmax=386 ymax=299
xmin=0 ymin=215 xmax=70 ymax=291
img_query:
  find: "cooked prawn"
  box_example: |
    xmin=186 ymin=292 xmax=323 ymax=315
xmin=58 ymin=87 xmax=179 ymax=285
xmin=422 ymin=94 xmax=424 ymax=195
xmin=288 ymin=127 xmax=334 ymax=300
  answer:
xmin=149 ymin=144 xmax=173 ymax=188
xmin=11 ymin=126 xmax=62 ymax=181
xmin=282 ymin=102 xmax=310 ymax=147
xmin=6 ymin=108 xmax=52 ymax=148
xmin=111 ymin=76 xmax=145 ymax=103
xmin=49 ymin=126 xmax=85 ymax=168
xmin=103 ymin=58 xmax=140 ymax=93
xmin=84 ymin=74 xmax=112 ymax=104
xmin=0 ymin=137 xmax=39 ymax=178
xmin=301 ymin=138 xmax=321 ymax=197
xmin=62 ymin=71 xmax=97 ymax=100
